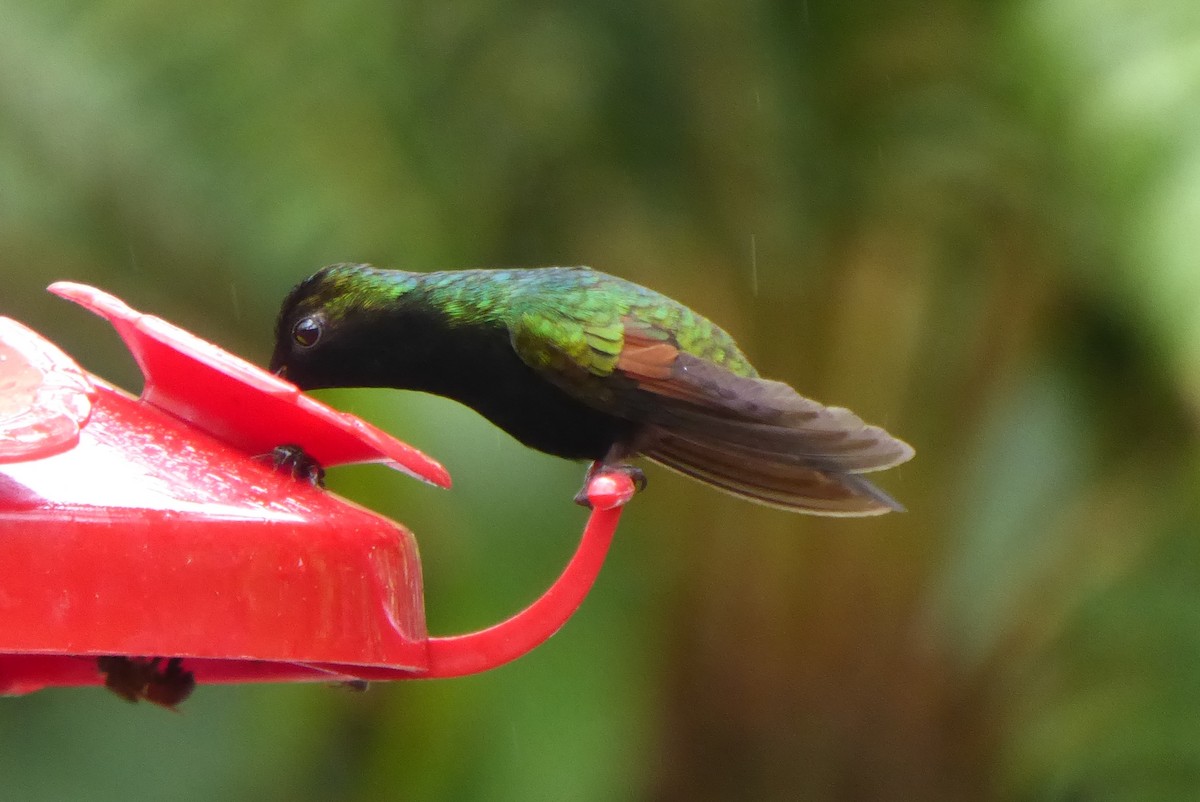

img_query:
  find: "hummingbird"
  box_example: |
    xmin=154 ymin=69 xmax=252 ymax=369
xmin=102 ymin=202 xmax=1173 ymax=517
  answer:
xmin=270 ymin=264 xmax=913 ymax=515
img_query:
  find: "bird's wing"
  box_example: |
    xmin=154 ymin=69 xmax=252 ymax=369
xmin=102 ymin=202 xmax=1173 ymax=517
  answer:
xmin=514 ymin=308 xmax=915 ymax=515
xmin=509 ymin=312 xmax=913 ymax=477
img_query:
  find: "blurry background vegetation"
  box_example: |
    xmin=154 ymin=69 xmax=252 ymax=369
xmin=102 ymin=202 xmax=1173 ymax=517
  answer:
xmin=2 ymin=0 xmax=1200 ymax=799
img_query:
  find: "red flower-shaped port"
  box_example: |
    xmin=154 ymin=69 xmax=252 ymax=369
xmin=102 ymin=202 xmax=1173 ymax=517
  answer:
xmin=0 ymin=283 xmax=633 ymax=704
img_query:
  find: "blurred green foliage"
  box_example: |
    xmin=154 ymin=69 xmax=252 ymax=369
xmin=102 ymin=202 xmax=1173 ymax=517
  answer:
xmin=3 ymin=0 xmax=1200 ymax=799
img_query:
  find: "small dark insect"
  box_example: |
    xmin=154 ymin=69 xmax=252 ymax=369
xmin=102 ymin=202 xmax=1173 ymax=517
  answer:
xmin=268 ymin=443 xmax=326 ymax=487
xmin=97 ymin=656 xmax=196 ymax=710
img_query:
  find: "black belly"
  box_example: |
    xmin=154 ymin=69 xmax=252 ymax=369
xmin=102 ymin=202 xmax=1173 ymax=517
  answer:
xmin=417 ymin=326 xmax=641 ymax=462
xmin=455 ymin=366 xmax=639 ymax=461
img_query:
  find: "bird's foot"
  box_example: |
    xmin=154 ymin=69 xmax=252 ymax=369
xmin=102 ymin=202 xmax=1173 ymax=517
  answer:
xmin=574 ymin=462 xmax=646 ymax=508
xmin=266 ymin=444 xmax=326 ymax=487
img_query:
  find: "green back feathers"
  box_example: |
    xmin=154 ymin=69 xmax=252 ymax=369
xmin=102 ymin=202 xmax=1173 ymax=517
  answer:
xmin=501 ymin=267 xmax=757 ymax=381
xmin=308 ymin=264 xmax=758 ymax=381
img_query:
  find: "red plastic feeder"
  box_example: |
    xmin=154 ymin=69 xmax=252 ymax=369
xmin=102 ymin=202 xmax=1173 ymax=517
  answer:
xmin=0 ymin=283 xmax=634 ymax=701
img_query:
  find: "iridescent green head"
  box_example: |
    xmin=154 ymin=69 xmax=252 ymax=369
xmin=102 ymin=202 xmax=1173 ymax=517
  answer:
xmin=270 ymin=263 xmax=420 ymax=388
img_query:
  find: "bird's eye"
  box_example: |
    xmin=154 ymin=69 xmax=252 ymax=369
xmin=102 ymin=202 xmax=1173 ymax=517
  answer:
xmin=292 ymin=316 xmax=322 ymax=348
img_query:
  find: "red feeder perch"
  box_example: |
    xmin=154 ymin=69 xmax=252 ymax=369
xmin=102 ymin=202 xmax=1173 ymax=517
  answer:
xmin=0 ymin=283 xmax=634 ymax=703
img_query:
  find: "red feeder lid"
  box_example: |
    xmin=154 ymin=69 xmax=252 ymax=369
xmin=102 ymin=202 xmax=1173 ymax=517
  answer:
xmin=0 ymin=284 xmax=633 ymax=701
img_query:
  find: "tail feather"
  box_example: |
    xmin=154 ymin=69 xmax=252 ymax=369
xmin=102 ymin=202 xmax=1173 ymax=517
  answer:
xmin=643 ymin=427 xmax=905 ymax=516
xmin=626 ymin=354 xmax=914 ymax=514
xmin=623 ymin=354 xmax=914 ymax=473
xmin=649 ymin=405 xmax=913 ymax=472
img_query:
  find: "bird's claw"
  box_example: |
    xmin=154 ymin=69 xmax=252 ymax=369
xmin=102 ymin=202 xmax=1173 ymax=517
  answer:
xmin=574 ymin=463 xmax=646 ymax=508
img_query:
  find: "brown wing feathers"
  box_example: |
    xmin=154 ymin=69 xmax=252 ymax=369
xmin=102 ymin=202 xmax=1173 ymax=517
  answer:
xmin=644 ymin=429 xmax=902 ymax=515
xmin=616 ymin=337 xmax=913 ymax=515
